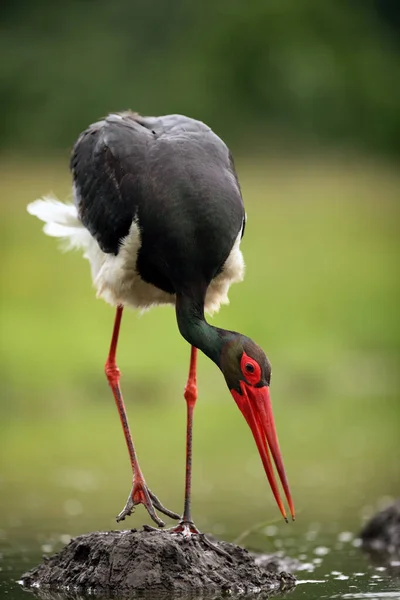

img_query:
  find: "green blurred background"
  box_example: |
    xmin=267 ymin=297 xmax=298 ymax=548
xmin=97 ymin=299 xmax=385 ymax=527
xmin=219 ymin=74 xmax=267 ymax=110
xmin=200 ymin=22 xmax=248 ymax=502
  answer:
xmin=0 ymin=0 xmax=399 ymax=545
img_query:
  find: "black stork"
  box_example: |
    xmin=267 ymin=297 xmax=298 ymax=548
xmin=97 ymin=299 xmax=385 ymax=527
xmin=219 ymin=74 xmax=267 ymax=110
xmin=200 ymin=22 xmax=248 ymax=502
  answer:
xmin=27 ymin=111 xmax=295 ymax=539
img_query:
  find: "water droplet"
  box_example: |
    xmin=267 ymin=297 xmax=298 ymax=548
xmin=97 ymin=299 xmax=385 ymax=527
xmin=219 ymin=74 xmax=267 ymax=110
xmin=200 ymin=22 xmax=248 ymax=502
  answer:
xmin=314 ymin=546 xmax=330 ymax=556
xmin=338 ymin=531 xmax=354 ymax=543
xmin=296 ymin=579 xmax=326 ymax=584
xmin=390 ymin=560 xmax=400 ymax=567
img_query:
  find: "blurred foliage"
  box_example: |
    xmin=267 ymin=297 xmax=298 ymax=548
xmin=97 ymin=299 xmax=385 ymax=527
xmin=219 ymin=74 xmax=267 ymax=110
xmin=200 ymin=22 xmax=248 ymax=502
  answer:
xmin=1 ymin=0 xmax=400 ymax=155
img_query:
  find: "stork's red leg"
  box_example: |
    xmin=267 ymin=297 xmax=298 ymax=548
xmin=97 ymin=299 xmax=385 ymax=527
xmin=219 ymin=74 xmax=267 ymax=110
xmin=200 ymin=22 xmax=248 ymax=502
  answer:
xmin=105 ymin=305 xmax=179 ymax=526
xmin=158 ymin=346 xmax=199 ymax=537
xmin=141 ymin=346 xmax=231 ymax=559
xmin=182 ymin=345 xmax=198 ymax=525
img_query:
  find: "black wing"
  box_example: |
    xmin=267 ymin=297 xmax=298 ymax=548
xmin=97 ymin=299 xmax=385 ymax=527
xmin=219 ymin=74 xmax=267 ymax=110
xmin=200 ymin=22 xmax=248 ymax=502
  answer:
xmin=70 ymin=113 xmax=151 ymax=254
xmin=71 ymin=112 xmax=245 ymax=294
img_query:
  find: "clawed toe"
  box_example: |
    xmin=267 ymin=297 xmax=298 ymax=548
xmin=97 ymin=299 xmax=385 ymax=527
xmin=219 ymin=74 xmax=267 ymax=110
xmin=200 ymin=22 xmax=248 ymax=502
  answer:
xmin=148 ymin=489 xmax=180 ymax=521
xmin=147 ymin=519 xmax=233 ymax=561
xmin=116 ymin=494 xmax=136 ymax=523
xmin=116 ymin=481 xmax=179 ymax=527
xmin=166 ymin=519 xmax=200 ymax=537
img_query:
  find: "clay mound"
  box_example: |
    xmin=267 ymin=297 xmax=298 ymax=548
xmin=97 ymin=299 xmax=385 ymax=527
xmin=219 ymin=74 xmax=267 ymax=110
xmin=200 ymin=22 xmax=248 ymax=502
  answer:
xmin=21 ymin=528 xmax=296 ymax=597
xmin=360 ymin=499 xmax=400 ymax=558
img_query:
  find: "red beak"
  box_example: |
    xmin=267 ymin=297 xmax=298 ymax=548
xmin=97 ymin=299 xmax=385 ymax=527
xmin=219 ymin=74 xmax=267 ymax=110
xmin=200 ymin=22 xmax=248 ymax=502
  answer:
xmin=231 ymin=381 xmax=295 ymax=521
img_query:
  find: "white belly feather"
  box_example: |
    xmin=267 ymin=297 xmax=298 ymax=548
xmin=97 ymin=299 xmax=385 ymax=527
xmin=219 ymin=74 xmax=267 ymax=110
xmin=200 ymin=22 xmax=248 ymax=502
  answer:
xmin=27 ymin=196 xmax=245 ymax=315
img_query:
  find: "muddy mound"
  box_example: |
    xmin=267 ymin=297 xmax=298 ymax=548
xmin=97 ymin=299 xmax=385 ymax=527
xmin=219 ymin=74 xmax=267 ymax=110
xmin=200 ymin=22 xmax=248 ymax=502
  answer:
xmin=360 ymin=499 xmax=400 ymax=558
xmin=20 ymin=528 xmax=296 ymax=597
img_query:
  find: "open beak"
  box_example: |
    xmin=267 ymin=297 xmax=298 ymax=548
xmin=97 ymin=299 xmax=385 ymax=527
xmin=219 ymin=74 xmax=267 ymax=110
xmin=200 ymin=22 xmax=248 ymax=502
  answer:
xmin=231 ymin=381 xmax=295 ymax=521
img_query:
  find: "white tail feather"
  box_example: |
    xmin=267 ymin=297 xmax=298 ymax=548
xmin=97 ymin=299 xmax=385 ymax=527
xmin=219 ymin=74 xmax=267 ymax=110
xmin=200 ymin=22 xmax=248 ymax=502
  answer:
xmin=27 ymin=196 xmax=92 ymax=252
xmin=27 ymin=195 xmax=244 ymax=314
xmin=27 ymin=197 xmax=79 ymax=226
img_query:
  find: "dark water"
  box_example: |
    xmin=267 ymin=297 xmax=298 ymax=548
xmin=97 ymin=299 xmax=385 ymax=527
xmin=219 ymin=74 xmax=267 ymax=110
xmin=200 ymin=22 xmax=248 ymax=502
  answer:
xmin=1 ymin=525 xmax=399 ymax=600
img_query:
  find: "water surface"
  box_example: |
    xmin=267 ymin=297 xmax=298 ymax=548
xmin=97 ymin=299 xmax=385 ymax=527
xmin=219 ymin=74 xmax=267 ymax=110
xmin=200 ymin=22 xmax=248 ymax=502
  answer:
xmin=1 ymin=521 xmax=399 ymax=600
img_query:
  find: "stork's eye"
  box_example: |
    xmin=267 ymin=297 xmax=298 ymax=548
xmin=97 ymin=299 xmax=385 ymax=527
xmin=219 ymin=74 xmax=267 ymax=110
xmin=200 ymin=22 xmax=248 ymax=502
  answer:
xmin=240 ymin=352 xmax=261 ymax=385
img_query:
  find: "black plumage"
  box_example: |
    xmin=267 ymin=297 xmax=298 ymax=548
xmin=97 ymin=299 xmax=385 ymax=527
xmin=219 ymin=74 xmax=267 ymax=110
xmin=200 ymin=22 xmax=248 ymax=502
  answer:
xmin=71 ymin=112 xmax=245 ymax=298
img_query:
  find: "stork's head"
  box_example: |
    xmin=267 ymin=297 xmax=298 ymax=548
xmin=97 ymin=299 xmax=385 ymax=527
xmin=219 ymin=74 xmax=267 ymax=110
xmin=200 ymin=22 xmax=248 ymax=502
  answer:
xmin=219 ymin=336 xmax=295 ymax=521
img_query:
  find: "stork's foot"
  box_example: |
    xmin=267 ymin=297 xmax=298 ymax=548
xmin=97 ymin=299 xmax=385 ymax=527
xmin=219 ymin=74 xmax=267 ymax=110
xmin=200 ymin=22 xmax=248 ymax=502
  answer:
xmin=116 ymin=480 xmax=180 ymax=527
xmin=143 ymin=519 xmax=232 ymax=560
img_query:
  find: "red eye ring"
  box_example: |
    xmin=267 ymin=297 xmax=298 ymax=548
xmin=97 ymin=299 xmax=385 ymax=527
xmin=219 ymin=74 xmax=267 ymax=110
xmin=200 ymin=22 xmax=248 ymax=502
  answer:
xmin=240 ymin=352 xmax=261 ymax=385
